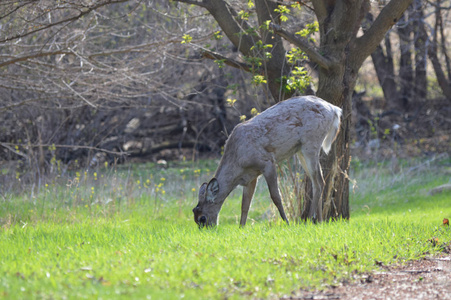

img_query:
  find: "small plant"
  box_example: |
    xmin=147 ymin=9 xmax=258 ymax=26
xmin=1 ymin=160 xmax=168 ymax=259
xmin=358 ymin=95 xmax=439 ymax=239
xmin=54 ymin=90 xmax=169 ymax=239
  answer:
xmin=181 ymin=34 xmax=192 ymax=44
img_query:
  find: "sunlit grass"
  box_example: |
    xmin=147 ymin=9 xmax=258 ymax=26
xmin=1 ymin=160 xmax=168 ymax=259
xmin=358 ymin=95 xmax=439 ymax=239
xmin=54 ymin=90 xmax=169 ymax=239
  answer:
xmin=0 ymin=157 xmax=450 ymax=299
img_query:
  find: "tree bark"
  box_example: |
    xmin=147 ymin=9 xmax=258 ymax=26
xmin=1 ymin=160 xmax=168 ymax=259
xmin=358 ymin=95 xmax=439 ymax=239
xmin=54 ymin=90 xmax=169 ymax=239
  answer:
xmin=297 ymin=0 xmax=412 ymax=221
xmin=397 ymin=12 xmax=414 ymax=110
xmin=429 ymin=0 xmax=451 ymax=100
xmin=370 ymin=31 xmax=398 ymax=102
xmin=412 ymin=0 xmax=427 ymax=100
xmin=429 ymin=50 xmax=451 ymax=100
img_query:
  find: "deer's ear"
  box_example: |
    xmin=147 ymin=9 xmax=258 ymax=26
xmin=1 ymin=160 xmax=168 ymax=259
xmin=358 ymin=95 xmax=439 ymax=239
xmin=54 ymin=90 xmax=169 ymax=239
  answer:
xmin=198 ymin=182 xmax=207 ymax=202
xmin=206 ymin=178 xmax=219 ymax=202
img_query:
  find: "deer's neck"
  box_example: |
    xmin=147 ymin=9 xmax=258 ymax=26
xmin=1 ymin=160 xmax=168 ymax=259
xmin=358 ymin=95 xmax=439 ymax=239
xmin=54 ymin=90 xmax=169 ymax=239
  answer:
xmin=213 ymin=159 xmax=240 ymax=204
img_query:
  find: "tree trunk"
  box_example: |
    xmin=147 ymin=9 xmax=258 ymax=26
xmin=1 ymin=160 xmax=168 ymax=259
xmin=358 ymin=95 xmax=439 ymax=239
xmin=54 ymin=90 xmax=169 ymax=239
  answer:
xmin=397 ymin=12 xmax=414 ymax=109
xmin=300 ymin=0 xmax=413 ymax=221
xmin=429 ymin=51 xmax=451 ymax=100
xmin=301 ymin=71 xmax=354 ymax=221
xmin=364 ymin=12 xmax=398 ymax=103
xmin=299 ymin=0 xmax=360 ymax=221
xmin=369 ymin=1 xmax=428 ymax=106
xmin=429 ymin=0 xmax=451 ymax=100
xmin=371 ymin=34 xmax=398 ymax=102
xmin=412 ymin=0 xmax=427 ymax=100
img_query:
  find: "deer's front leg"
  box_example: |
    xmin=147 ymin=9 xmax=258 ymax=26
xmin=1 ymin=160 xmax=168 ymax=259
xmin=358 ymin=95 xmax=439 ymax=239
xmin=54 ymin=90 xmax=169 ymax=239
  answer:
xmin=263 ymin=162 xmax=289 ymax=225
xmin=240 ymin=177 xmax=258 ymax=227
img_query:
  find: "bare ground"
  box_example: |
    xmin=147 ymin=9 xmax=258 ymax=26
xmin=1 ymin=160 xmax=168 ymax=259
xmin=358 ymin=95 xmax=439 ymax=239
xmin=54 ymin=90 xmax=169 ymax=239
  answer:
xmin=286 ymin=254 xmax=451 ymax=300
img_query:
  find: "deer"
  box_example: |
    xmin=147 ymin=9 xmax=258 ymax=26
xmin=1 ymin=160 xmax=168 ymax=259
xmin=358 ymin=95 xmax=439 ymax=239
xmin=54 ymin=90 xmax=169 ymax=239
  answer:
xmin=192 ymin=95 xmax=342 ymax=227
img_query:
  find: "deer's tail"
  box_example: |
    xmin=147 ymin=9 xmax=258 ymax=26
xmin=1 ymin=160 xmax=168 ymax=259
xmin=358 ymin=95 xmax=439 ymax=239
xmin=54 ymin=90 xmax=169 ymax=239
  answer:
xmin=322 ymin=106 xmax=342 ymax=155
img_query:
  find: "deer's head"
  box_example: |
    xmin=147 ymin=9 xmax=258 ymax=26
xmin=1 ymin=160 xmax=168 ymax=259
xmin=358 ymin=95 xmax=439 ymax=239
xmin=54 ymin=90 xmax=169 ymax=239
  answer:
xmin=192 ymin=178 xmax=221 ymax=228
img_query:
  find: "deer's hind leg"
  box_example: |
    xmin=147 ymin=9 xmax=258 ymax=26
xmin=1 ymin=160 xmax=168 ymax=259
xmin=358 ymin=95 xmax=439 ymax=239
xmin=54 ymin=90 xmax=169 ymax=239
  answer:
xmin=299 ymin=148 xmax=325 ymax=223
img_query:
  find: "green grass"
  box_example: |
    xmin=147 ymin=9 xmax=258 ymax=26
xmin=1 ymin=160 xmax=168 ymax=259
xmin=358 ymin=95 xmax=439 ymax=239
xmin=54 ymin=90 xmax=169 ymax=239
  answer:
xmin=1 ymin=157 xmax=450 ymax=299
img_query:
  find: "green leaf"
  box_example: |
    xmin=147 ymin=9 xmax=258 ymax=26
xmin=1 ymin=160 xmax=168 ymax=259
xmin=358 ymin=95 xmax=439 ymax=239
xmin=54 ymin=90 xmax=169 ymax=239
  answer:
xmin=274 ymin=5 xmax=290 ymax=22
xmin=252 ymin=75 xmax=267 ymax=85
xmin=213 ymin=31 xmax=223 ymax=40
xmin=238 ymin=10 xmax=250 ymax=20
xmin=181 ymin=34 xmax=192 ymax=44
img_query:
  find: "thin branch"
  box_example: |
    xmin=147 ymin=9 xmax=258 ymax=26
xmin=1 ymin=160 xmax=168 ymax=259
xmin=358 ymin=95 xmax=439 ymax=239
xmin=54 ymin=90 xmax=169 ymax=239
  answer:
xmin=201 ymin=50 xmax=253 ymax=73
xmin=437 ymin=4 xmax=451 ymax=78
xmin=62 ymin=80 xmax=97 ymax=108
xmin=0 ymin=143 xmax=29 ymax=159
xmin=0 ymin=0 xmax=131 ymax=43
xmin=0 ymin=50 xmax=71 ymax=68
xmin=0 ymin=1 xmax=35 ymax=20
xmin=0 ymin=142 xmax=128 ymax=156
xmin=172 ymin=0 xmax=208 ymax=8
xmin=270 ymin=23 xmax=333 ymax=70
xmin=0 ymin=98 xmax=44 ymax=113
xmin=174 ymin=0 xmax=256 ymax=56
xmin=87 ymin=39 xmax=181 ymax=58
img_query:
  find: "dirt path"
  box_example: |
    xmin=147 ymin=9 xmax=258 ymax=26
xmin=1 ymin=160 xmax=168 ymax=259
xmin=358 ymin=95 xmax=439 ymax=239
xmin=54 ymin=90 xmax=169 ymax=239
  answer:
xmin=287 ymin=254 xmax=451 ymax=300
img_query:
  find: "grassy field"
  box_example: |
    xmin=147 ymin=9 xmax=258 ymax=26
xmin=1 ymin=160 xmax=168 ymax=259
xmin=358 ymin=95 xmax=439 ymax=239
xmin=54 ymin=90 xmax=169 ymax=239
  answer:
xmin=1 ymin=156 xmax=450 ymax=299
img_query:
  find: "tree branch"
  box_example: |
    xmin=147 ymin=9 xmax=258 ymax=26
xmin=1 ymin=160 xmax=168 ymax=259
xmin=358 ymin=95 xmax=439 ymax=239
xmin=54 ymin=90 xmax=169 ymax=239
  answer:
xmin=0 ymin=0 xmax=131 ymax=43
xmin=0 ymin=50 xmax=71 ymax=68
xmin=270 ymin=23 xmax=333 ymax=70
xmin=172 ymin=0 xmax=208 ymax=8
xmin=0 ymin=142 xmax=128 ymax=156
xmin=0 ymin=1 xmax=35 ymax=20
xmin=173 ymin=0 xmax=257 ymax=56
xmin=88 ymin=39 xmax=182 ymax=58
xmin=201 ymin=50 xmax=253 ymax=73
xmin=354 ymin=0 xmax=413 ymax=66
xmin=0 ymin=98 xmax=45 ymax=113
xmin=0 ymin=143 xmax=29 ymax=159
xmin=62 ymin=80 xmax=98 ymax=108
xmin=429 ymin=46 xmax=451 ymax=99
xmin=0 ymin=39 xmax=184 ymax=69
xmin=310 ymin=0 xmax=329 ymax=26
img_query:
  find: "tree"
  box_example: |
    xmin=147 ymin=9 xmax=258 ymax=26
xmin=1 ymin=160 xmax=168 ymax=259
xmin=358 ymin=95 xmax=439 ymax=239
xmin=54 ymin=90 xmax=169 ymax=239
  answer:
xmin=367 ymin=0 xmax=428 ymax=111
xmin=429 ymin=0 xmax=451 ymax=100
xmin=175 ymin=0 xmax=413 ymax=221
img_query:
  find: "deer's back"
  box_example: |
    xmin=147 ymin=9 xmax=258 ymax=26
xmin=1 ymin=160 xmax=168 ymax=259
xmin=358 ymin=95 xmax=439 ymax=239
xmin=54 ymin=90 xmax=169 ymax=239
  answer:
xmin=228 ymin=96 xmax=336 ymax=164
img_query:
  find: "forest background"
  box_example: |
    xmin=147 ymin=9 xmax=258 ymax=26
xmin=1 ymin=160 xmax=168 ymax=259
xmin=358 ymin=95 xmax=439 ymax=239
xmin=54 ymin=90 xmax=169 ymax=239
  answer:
xmin=0 ymin=0 xmax=450 ymax=191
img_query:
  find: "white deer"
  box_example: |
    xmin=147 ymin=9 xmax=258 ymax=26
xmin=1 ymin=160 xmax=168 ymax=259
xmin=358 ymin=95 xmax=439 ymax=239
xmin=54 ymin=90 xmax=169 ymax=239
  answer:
xmin=193 ymin=96 xmax=342 ymax=227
